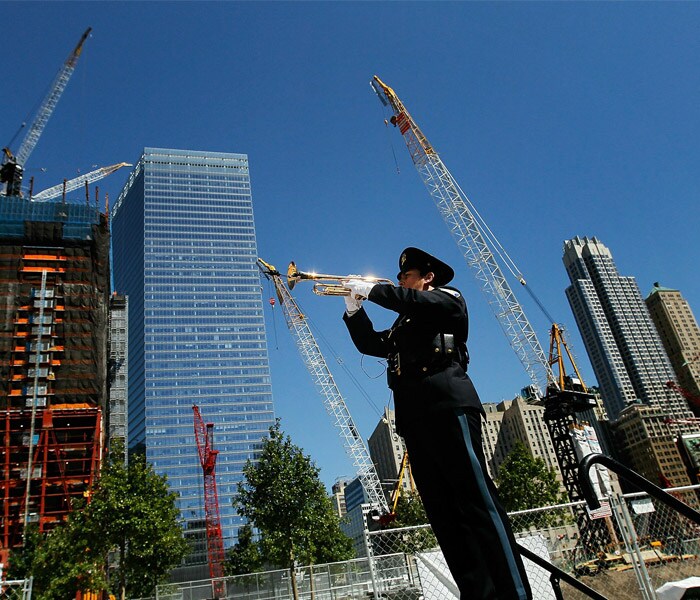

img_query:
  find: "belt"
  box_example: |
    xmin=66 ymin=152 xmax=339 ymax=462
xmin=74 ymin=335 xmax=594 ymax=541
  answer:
xmin=388 ymin=333 xmax=466 ymax=377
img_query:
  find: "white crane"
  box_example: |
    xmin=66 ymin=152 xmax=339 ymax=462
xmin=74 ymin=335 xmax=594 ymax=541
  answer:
xmin=15 ymin=28 xmax=92 ymax=167
xmin=371 ymin=76 xmax=554 ymax=395
xmin=31 ymin=162 xmax=131 ymax=202
xmin=1 ymin=28 xmax=91 ymax=197
xmin=257 ymin=259 xmax=389 ymax=515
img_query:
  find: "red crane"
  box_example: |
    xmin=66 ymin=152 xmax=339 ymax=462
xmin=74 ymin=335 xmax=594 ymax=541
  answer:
xmin=193 ymin=405 xmax=226 ymax=598
xmin=666 ymin=380 xmax=700 ymax=411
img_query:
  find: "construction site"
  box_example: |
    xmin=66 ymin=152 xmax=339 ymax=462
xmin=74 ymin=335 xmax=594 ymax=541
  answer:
xmin=2 ymin=20 xmax=700 ymax=600
xmin=0 ymin=27 xmax=114 ymax=570
xmin=0 ymin=196 xmax=111 ymax=562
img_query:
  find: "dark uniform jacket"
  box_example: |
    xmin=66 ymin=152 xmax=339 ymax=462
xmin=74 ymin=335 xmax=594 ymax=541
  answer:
xmin=343 ymin=283 xmax=482 ymax=429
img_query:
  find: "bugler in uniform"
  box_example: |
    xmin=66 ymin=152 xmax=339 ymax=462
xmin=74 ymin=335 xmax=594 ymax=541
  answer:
xmin=342 ymin=247 xmax=532 ymax=600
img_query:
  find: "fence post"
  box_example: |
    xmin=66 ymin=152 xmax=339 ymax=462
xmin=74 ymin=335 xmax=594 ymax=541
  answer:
xmin=609 ymin=493 xmax=656 ymax=600
xmin=362 ymin=520 xmax=380 ymax=598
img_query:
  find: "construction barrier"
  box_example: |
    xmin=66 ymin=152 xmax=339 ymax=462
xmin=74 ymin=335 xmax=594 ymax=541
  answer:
xmin=149 ymin=484 xmax=700 ymax=600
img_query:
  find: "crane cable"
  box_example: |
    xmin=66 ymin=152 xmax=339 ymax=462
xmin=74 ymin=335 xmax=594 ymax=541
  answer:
xmin=259 ymin=267 xmax=386 ymax=419
xmin=264 ymin=279 xmax=280 ymax=350
xmin=441 ymin=160 xmax=559 ymax=326
xmin=303 ymin=310 xmax=386 ymax=420
xmin=377 ymin=101 xmax=401 ymax=174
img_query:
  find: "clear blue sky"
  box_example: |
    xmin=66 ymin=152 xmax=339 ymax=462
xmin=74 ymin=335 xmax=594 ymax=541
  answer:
xmin=5 ymin=2 xmax=700 ymax=491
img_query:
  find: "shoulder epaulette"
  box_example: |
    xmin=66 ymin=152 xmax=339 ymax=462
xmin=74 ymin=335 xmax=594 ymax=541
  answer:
xmin=437 ymin=287 xmax=461 ymax=298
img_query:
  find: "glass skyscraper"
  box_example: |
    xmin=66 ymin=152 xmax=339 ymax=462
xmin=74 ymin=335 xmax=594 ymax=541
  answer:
xmin=562 ymin=236 xmax=685 ymax=421
xmin=110 ymin=148 xmax=275 ymax=550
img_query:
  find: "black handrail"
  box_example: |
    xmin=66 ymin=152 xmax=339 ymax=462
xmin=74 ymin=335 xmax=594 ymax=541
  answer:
xmin=517 ymin=544 xmax=608 ymax=600
xmin=578 ymin=453 xmax=700 ymax=526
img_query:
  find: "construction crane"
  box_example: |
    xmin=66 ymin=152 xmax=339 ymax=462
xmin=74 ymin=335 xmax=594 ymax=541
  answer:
xmin=378 ymin=451 xmax=417 ymax=526
xmin=542 ymin=324 xmax=616 ymax=550
xmin=192 ymin=405 xmax=226 ymax=599
xmin=370 ymin=77 xmax=617 ymax=551
xmin=1 ymin=27 xmax=91 ymax=197
xmin=31 ymin=162 xmax=132 ymax=202
xmin=665 ymin=380 xmax=700 ymax=412
xmin=371 ymin=76 xmax=554 ymax=396
xmin=257 ymin=259 xmax=389 ymax=516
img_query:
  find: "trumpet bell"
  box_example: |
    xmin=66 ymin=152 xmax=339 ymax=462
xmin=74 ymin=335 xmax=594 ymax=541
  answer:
xmin=287 ymin=261 xmax=301 ymax=290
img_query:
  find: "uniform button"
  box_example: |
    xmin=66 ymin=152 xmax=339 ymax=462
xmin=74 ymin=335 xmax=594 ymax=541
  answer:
xmin=434 ymin=347 xmax=440 ymax=353
xmin=422 ymin=367 xmax=428 ymax=372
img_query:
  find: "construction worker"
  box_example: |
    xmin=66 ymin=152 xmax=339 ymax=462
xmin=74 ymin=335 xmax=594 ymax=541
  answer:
xmin=342 ymin=247 xmax=532 ymax=600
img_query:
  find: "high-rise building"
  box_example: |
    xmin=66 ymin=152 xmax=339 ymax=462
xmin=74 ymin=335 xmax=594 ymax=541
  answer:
xmin=645 ymin=283 xmax=700 ymax=417
xmin=562 ymin=237 xmax=686 ymax=421
xmin=481 ymin=397 xmax=562 ymax=483
xmin=0 ymin=196 xmax=110 ymax=561
xmin=367 ymin=408 xmax=409 ymax=502
xmin=331 ymin=478 xmax=350 ymax=517
xmin=563 ymin=237 xmax=699 ymax=494
xmin=110 ymin=148 xmax=275 ymax=552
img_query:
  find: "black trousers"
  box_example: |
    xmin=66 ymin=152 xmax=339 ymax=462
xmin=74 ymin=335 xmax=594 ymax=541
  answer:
xmin=400 ymin=407 xmax=532 ymax=600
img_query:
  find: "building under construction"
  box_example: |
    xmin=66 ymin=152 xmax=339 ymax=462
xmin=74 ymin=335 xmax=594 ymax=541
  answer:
xmin=0 ymin=195 xmax=110 ymax=562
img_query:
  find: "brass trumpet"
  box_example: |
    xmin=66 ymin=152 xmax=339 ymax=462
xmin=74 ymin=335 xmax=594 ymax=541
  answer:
xmin=287 ymin=262 xmax=394 ymax=296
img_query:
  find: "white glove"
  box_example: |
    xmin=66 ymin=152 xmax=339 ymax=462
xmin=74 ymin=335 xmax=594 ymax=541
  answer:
xmin=344 ymin=294 xmax=363 ymax=317
xmin=344 ymin=279 xmax=376 ymax=300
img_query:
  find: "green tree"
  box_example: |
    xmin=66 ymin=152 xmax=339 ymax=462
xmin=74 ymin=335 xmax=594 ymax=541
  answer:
xmin=225 ymin=522 xmax=262 ymax=576
xmin=496 ymin=441 xmax=568 ymax=528
xmin=234 ymin=420 xmax=353 ymax=599
xmin=30 ymin=505 xmax=108 ymax=600
xmin=88 ymin=448 xmax=189 ymax=599
xmin=6 ymin=523 xmax=41 ymax=580
xmin=13 ymin=445 xmax=188 ymax=600
xmin=387 ymin=490 xmax=437 ymax=553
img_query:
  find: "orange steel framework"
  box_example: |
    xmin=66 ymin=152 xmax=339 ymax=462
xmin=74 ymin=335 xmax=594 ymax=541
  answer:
xmin=1 ymin=244 xmax=103 ymax=561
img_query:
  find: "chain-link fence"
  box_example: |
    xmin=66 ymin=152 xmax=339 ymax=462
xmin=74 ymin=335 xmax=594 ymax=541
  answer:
xmin=0 ymin=578 xmax=32 ymax=600
xmin=154 ymin=485 xmax=700 ymax=600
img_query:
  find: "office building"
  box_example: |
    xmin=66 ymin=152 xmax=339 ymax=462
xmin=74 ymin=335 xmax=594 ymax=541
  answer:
xmin=562 ymin=237 xmax=686 ymax=421
xmin=367 ymin=408 xmax=409 ymax=502
xmin=482 ymin=397 xmax=562 ymax=484
xmin=0 ymin=196 xmax=110 ymax=561
xmin=563 ymin=237 xmax=699 ymax=491
xmin=331 ymin=478 xmax=350 ymax=517
xmin=645 ymin=283 xmax=700 ymax=417
xmin=111 ymin=148 xmax=275 ymax=552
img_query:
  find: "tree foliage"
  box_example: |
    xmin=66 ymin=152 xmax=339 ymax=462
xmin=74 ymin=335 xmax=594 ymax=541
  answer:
xmin=9 ymin=445 xmax=188 ymax=600
xmin=87 ymin=447 xmax=189 ymax=598
xmin=234 ymin=419 xmax=353 ymax=576
xmin=496 ymin=441 xmax=568 ymax=528
xmin=225 ymin=523 xmax=262 ymax=576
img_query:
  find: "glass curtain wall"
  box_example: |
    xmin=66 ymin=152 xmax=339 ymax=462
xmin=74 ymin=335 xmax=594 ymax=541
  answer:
xmin=111 ymin=148 xmax=275 ymax=551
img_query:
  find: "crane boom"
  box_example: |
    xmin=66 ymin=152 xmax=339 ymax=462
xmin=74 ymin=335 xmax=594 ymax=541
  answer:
xmin=192 ymin=405 xmax=226 ymax=598
xmin=258 ymin=259 xmax=389 ymax=514
xmin=371 ymin=75 xmax=553 ymax=394
xmin=14 ymin=28 xmax=92 ymax=168
xmin=31 ymin=162 xmax=131 ymax=202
